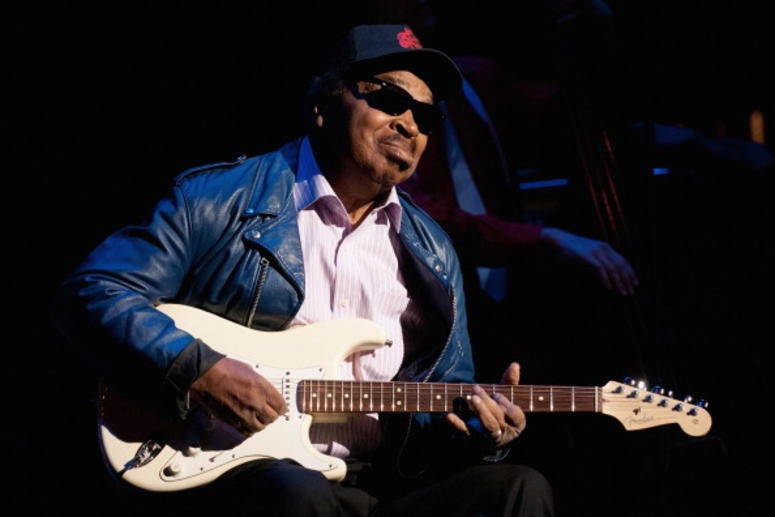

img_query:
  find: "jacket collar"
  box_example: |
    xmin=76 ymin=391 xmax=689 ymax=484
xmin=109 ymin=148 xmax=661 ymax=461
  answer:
xmin=241 ymin=139 xmax=303 ymax=219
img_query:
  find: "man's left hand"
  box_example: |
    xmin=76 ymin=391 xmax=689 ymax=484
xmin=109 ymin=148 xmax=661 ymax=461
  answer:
xmin=446 ymin=362 xmax=526 ymax=447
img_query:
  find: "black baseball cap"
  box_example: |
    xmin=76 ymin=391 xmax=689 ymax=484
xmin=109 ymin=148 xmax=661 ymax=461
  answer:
xmin=322 ymin=24 xmax=462 ymax=101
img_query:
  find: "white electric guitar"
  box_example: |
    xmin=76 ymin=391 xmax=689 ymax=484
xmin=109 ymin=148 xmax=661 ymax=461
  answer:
xmin=97 ymin=303 xmax=712 ymax=492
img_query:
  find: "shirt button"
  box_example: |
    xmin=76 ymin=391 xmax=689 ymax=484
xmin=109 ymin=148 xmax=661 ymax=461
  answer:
xmin=251 ymin=230 xmax=261 ymax=239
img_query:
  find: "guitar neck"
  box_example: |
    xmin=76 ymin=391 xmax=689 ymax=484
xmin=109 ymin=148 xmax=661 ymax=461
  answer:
xmin=298 ymin=381 xmax=599 ymax=414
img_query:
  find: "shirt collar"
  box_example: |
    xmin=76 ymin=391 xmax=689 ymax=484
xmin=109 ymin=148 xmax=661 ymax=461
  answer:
xmin=293 ymin=137 xmax=403 ymax=231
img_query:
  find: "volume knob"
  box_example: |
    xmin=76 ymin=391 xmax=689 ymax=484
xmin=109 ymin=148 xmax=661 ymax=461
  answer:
xmin=163 ymin=462 xmax=182 ymax=477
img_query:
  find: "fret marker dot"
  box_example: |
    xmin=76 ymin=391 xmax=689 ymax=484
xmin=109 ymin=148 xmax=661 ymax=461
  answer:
xmin=396 ymin=401 xmax=402 ymax=406
xmin=363 ymin=394 xmax=369 ymax=399
xmin=326 ymin=393 xmax=332 ymax=398
xmin=435 ymin=395 xmax=442 ymax=400
xmin=344 ymin=394 xmax=350 ymax=398
xmin=311 ymin=394 xmax=318 ymax=398
xmin=538 ymin=396 xmax=544 ymax=401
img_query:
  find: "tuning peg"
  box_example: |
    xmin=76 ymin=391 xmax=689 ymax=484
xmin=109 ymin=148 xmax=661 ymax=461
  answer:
xmin=622 ymin=376 xmax=633 ymax=385
xmin=683 ymin=395 xmax=694 ymax=403
xmin=636 ymin=380 xmax=647 ymax=389
xmin=697 ymin=399 xmax=709 ymax=408
xmin=650 ymin=385 xmax=662 ymax=394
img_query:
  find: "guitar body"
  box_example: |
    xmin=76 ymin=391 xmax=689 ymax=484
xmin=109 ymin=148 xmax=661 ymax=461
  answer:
xmin=98 ymin=303 xmax=388 ymax=492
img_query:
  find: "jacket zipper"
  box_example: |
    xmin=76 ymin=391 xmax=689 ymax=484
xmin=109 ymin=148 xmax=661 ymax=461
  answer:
xmin=246 ymin=256 xmax=271 ymax=327
xmin=396 ymin=281 xmax=459 ymax=478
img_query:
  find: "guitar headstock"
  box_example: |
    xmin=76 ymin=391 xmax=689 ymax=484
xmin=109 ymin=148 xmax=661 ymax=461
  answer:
xmin=600 ymin=379 xmax=712 ymax=436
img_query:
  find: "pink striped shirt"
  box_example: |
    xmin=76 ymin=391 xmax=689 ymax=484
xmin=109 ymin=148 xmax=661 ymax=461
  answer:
xmin=292 ymin=137 xmax=412 ymax=460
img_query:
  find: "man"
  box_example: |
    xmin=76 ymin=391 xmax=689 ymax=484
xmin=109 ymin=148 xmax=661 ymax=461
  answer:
xmin=51 ymin=25 xmax=554 ymax=516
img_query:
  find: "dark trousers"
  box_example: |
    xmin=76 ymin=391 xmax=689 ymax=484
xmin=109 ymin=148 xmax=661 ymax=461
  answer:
xmin=114 ymin=458 xmax=554 ymax=517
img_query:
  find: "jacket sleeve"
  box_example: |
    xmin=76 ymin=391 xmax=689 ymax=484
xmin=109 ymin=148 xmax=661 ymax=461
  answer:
xmin=50 ymin=183 xmax=224 ymax=418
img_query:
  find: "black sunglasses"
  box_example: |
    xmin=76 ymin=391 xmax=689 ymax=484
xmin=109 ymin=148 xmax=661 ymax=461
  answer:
xmin=350 ymin=77 xmax=445 ymax=135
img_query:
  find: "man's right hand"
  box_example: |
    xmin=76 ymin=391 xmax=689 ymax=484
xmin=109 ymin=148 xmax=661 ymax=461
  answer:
xmin=189 ymin=357 xmax=288 ymax=435
xmin=539 ymin=227 xmax=639 ymax=296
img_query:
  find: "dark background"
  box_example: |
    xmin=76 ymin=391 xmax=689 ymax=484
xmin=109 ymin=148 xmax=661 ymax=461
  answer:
xmin=7 ymin=1 xmax=773 ymax=515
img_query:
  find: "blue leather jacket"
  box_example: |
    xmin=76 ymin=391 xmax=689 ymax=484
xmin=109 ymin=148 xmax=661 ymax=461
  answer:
xmin=53 ymin=137 xmax=482 ymax=477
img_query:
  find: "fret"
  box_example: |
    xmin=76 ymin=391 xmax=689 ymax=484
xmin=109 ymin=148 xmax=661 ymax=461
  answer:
xmin=310 ymin=382 xmax=320 ymax=409
xmin=529 ymin=385 xmax=534 ymax=412
xmin=332 ymin=380 xmax=337 ymax=411
xmin=368 ymin=381 xmax=373 ymax=412
xmin=318 ymin=380 xmax=324 ymax=412
xmin=324 ymin=379 xmax=330 ymax=412
xmin=347 ymin=380 xmax=353 ymax=411
xmin=550 ymin=385 xmax=554 ymax=412
xmin=333 ymin=380 xmax=339 ymax=411
xmin=318 ymin=380 xmax=322 ymax=412
xmin=340 ymin=379 xmax=345 ymax=412
xmin=416 ymin=383 xmax=420 ymax=412
xmin=317 ymin=380 xmax=322 ymax=412
xmin=315 ymin=380 xmax=320 ymax=412
xmin=308 ymin=380 xmax=313 ymax=412
xmin=571 ymin=386 xmax=576 ymax=412
xmin=299 ymin=381 xmax=305 ymax=412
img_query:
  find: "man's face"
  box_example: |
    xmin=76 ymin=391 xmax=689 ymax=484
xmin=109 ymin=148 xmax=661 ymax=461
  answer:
xmin=333 ymin=70 xmax=435 ymax=189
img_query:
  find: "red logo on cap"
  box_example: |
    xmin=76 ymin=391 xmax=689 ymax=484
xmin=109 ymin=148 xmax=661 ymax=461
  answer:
xmin=397 ymin=27 xmax=422 ymax=49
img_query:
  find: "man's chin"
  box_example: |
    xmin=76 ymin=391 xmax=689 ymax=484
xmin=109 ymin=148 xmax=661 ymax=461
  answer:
xmin=380 ymin=164 xmax=416 ymax=187
xmin=382 ymin=149 xmax=413 ymax=172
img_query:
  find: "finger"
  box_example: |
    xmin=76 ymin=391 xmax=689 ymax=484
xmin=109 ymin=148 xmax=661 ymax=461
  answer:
xmin=601 ymin=248 xmax=639 ymax=296
xmin=624 ymin=263 xmax=640 ymax=292
xmin=500 ymin=362 xmax=521 ymax=385
xmin=446 ymin=412 xmax=470 ymax=434
xmin=589 ymin=246 xmax=623 ymax=293
xmin=610 ymin=268 xmax=629 ymax=296
xmin=471 ymin=386 xmax=505 ymax=435
xmin=496 ymin=392 xmax=526 ymax=431
xmin=490 ymin=394 xmax=526 ymax=445
xmin=605 ymin=253 xmax=633 ymax=296
xmin=254 ymin=404 xmax=281 ymax=426
xmin=259 ymin=378 xmax=289 ymax=413
xmin=591 ymin=258 xmax=613 ymax=291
